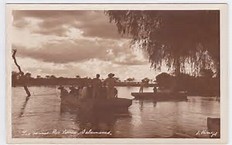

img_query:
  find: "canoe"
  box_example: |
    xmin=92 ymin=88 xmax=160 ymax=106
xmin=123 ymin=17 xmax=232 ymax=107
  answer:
xmin=131 ymin=92 xmax=187 ymax=101
xmin=60 ymin=94 xmax=132 ymax=111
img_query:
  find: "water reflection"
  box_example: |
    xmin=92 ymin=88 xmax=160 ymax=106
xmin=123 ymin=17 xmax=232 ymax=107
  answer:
xmin=153 ymin=101 xmax=157 ymax=107
xmin=139 ymin=100 xmax=144 ymax=111
xmin=138 ymin=100 xmax=157 ymax=111
xmin=18 ymin=95 xmax=30 ymax=117
xmin=12 ymin=86 xmax=220 ymax=138
xmin=60 ymin=104 xmax=131 ymax=138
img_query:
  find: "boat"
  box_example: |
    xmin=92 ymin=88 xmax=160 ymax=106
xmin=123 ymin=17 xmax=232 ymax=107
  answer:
xmin=60 ymin=94 xmax=132 ymax=111
xmin=131 ymin=92 xmax=187 ymax=101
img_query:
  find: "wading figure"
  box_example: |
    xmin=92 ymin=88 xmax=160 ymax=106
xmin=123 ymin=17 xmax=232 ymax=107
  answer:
xmin=139 ymin=81 xmax=145 ymax=93
xmin=69 ymin=86 xmax=79 ymax=96
xmin=58 ymin=86 xmax=68 ymax=97
xmin=92 ymin=74 xmax=102 ymax=99
xmin=104 ymin=73 xmax=116 ymax=99
xmin=153 ymin=86 xmax=157 ymax=93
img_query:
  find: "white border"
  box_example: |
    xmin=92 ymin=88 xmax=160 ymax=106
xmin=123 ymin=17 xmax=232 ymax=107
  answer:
xmin=5 ymin=3 xmax=228 ymax=145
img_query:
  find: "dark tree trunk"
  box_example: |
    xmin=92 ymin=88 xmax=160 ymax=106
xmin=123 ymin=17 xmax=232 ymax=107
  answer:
xmin=174 ymin=58 xmax=181 ymax=76
xmin=23 ymin=85 xmax=31 ymax=97
xmin=12 ymin=49 xmax=31 ymax=97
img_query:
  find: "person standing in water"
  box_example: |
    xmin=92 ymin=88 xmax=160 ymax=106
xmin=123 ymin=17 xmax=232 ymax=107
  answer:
xmin=139 ymin=80 xmax=145 ymax=93
xmin=58 ymin=86 xmax=68 ymax=97
xmin=104 ymin=73 xmax=116 ymax=99
xmin=153 ymin=86 xmax=157 ymax=93
xmin=92 ymin=74 xmax=102 ymax=98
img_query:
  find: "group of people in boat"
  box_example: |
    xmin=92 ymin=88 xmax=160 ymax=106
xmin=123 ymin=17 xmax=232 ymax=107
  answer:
xmin=58 ymin=73 xmax=118 ymax=99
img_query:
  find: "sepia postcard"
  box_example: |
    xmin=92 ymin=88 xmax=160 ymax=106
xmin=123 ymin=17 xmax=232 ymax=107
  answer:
xmin=6 ymin=3 xmax=228 ymax=144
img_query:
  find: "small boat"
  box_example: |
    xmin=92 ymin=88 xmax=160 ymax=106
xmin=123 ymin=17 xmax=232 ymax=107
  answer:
xmin=131 ymin=92 xmax=187 ymax=101
xmin=60 ymin=94 xmax=132 ymax=111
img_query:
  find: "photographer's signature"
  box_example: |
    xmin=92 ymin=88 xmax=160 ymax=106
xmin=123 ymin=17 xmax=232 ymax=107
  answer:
xmin=195 ymin=130 xmax=218 ymax=137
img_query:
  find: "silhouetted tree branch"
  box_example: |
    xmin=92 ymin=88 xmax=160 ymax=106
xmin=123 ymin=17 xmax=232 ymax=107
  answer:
xmin=12 ymin=49 xmax=31 ymax=97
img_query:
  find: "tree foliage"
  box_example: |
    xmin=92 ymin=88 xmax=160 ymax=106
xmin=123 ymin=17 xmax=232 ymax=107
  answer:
xmin=105 ymin=10 xmax=219 ymax=76
xmin=200 ymin=68 xmax=214 ymax=78
xmin=156 ymin=72 xmax=174 ymax=89
xmin=126 ymin=77 xmax=135 ymax=82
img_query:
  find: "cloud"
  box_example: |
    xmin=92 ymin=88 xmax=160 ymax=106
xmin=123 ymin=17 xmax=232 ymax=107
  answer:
xmin=113 ymin=58 xmax=147 ymax=65
xmin=13 ymin=39 xmax=107 ymax=63
xmin=12 ymin=10 xmax=147 ymax=66
xmin=12 ymin=37 xmax=147 ymax=66
xmin=13 ymin=18 xmax=29 ymax=28
xmin=12 ymin=57 xmax=156 ymax=80
xmin=13 ymin=10 xmax=122 ymax=39
xmin=11 ymin=10 xmax=159 ymax=80
xmin=12 ymin=57 xmax=88 ymax=78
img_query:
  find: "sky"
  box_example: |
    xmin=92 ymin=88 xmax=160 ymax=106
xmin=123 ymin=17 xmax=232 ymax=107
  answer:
xmin=11 ymin=10 xmax=166 ymax=81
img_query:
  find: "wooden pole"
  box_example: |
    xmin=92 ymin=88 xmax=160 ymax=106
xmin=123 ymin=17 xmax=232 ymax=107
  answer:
xmin=12 ymin=49 xmax=31 ymax=97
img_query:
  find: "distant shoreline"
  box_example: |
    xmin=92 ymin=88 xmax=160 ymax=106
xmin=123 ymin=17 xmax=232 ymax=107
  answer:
xmin=12 ymin=85 xmax=219 ymax=97
xmin=12 ymin=83 xmax=156 ymax=87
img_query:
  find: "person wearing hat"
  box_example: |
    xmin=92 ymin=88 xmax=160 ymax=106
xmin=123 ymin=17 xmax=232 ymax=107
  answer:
xmin=104 ymin=73 xmax=116 ymax=99
xmin=58 ymin=85 xmax=68 ymax=98
xmin=69 ymin=86 xmax=78 ymax=96
xmin=92 ymin=74 xmax=102 ymax=99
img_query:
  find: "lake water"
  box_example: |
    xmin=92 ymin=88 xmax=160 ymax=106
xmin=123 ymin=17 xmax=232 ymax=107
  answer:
xmin=12 ymin=86 xmax=220 ymax=138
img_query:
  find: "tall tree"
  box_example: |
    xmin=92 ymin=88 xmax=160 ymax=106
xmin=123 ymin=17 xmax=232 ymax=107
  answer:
xmin=105 ymin=10 xmax=220 ymax=76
